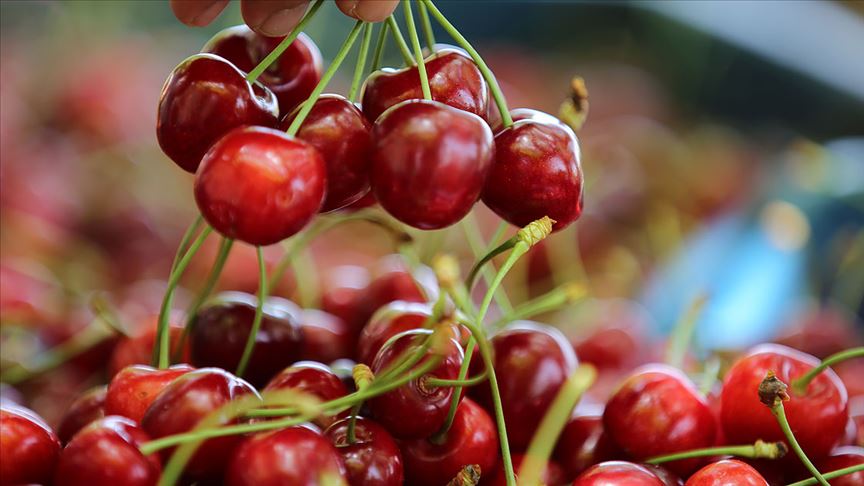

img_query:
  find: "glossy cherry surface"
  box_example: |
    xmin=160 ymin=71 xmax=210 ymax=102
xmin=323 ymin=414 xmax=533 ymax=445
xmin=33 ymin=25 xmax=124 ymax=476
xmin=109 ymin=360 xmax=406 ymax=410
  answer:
xmin=482 ymin=110 xmax=584 ymax=231
xmin=684 ymin=460 xmax=768 ymax=486
xmin=194 ymin=125 xmax=326 ymax=245
xmin=814 ymin=446 xmax=864 ymax=486
xmin=156 ymin=54 xmax=278 ymax=173
xmin=572 ymin=461 xmax=665 ymax=486
xmin=264 ymin=361 xmax=348 ymax=428
xmin=57 ymin=385 xmax=106 ymax=443
xmin=487 ymin=453 xmax=566 ymax=486
xmin=105 ymin=364 xmax=194 ymax=423
xmin=321 ymin=264 xmax=372 ymax=336
xmin=108 ymin=322 xmax=188 ymax=378
xmin=298 ymin=308 xmax=353 ymax=363
xmin=370 ymin=100 xmax=494 ymax=230
xmin=357 ymin=301 xmax=435 ymax=365
xmin=554 ymin=406 xmax=622 ymax=480
xmin=324 ymin=416 xmax=404 ymax=486
xmin=0 ymin=404 xmax=61 ymax=486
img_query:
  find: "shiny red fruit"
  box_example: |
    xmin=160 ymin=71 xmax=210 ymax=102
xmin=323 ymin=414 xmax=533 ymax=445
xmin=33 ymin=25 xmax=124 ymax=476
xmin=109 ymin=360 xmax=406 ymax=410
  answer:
xmin=370 ymin=100 xmax=494 ymax=230
xmin=815 ymin=446 xmax=864 ymax=486
xmin=57 ymin=386 xmax=107 ymax=444
xmin=298 ymin=308 xmax=353 ymax=363
xmin=554 ymin=405 xmax=622 ymax=479
xmin=321 ymin=264 xmax=372 ymax=336
xmin=324 ymin=416 xmax=404 ymax=486
xmin=357 ymin=301 xmax=435 ymax=365
xmin=108 ymin=320 xmax=189 ymax=378
xmin=105 ymin=364 xmax=194 ymax=423
xmin=684 ymin=460 xmax=768 ymax=486
xmin=487 ymin=453 xmax=567 ymax=486
xmin=264 ymin=361 xmax=348 ymax=428
xmin=194 ymin=126 xmax=326 ymax=245
xmin=482 ymin=110 xmax=584 ymax=231
xmin=572 ymin=461 xmax=665 ymax=486
xmin=156 ymin=54 xmax=279 ymax=173
xmin=0 ymin=404 xmax=61 ymax=486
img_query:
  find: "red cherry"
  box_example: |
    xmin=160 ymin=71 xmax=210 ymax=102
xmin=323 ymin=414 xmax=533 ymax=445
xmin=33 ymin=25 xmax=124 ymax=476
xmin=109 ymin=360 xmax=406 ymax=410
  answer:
xmin=720 ymin=344 xmax=848 ymax=461
xmin=203 ymin=25 xmax=322 ymax=114
xmin=554 ymin=405 xmax=623 ymax=480
xmin=105 ymin=364 xmax=194 ymax=423
xmin=298 ymin=308 xmax=354 ymax=363
xmin=684 ymin=459 xmax=768 ymax=486
xmin=357 ymin=301 xmax=435 ymax=365
xmin=482 ymin=110 xmax=584 ymax=231
xmin=472 ymin=321 xmax=578 ymax=449
xmin=156 ymin=54 xmax=279 ymax=173
xmin=400 ymin=397 xmax=497 ymax=486
xmin=324 ymin=416 xmax=404 ymax=485
xmin=194 ymin=125 xmax=326 ymax=245
xmin=486 ymin=453 xmax=567 ymax=486
xmin=264 ymin=361 xmax=348 ymax=428
xmin=281 ymin=94 xmax=373 ymax=212
xmin=321 ymin=264 xmax=372 ymax=336
xmin=226 ymin=426 xmax=346 ymax=486
xmin=141 ymin=368 xmax=259 ymax=480
xmin=572 ymin=461 xmax=666 ymax=486
xmin=603 ymin=364 xmax=717 ymax=476
xmin=815 ymin=446 xmax=864 ymax=486
xmin=108 ymin=320 xmax=188 ymax=378
xmin=57 ymin=386 xmax=107 ymax=444
xmin=361 ymin=49 xmax=488 ymax=122
xmin=53 ymin=416 xmax=160 ymax=486
xmin=644 ymin=464 xmax=685 ymax=486
xmin=370 ymin=100 xmax=494 ymax=230
xmin=0 ymin=404 xmax=61 ymax=485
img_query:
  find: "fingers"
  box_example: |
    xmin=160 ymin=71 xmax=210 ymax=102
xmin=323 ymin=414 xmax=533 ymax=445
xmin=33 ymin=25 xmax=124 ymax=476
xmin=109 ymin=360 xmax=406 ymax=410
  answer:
xmin=335 ymin=0 xmax=399 ymax=23
xmin=241 ymin=0 xmax=310 ymax=37
xmin=169 ymin=0 xmax=230 ymax=27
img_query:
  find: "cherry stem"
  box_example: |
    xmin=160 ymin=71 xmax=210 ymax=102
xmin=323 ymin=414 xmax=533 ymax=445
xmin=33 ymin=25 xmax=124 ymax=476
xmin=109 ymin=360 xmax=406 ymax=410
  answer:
xmin=493 ymin=282 xmax=586 ymax=329
xmin=286 ymin=20 xmax=364 ymax=137
xmin=462 ymin=214 xmax=512 ymax=314
xmin=422 ymin=0 xmax=513 ymax=127
xmin=245 ymin=0 xmax=324 ymax=84
xmin=792 ymin=346 xmax=864 ymax=395
xmin=519 ymin=366 xmax=597 ymax=486
xmin=370 ymin=21 xmax=389 ymax=72
xmin=403 ymin=0 xmax=432 ymax=100
xmin=645 ymin=440 xmax=788 ymax=464
xmin=347 ymin=364 xmax=374 ymax=444
xmin=235 ymin=247 xmax=269 ymax=378
xmin=418 ymin=1 xmax=436 ymax=51
xmin=465 ymin=237 xmax=517 ymax=291
xmin=386 ymin=15 xmax=414 ymax=65
xmin=89 ymin=293 xmax=130 ymax=337
xmin=348 ymin=22 xmax=373 ymax=102
xmin=169 ymin=215 xmax=204 ymax=273
xmin=427 ymin=370 xmax=488 ymax=387
xmin=447 ymin=464 xmax=481 ymax=486
xmin=665 ymin=291 xmax=709 ymax=370
xmin=786 ymin=464 xmax=864 ymax=486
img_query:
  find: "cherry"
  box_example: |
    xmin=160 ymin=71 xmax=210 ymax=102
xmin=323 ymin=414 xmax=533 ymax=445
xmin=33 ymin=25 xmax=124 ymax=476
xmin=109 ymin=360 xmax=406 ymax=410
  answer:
xmin=194 ymin=125 xmax=326 ymax=245
xmin=321 ymin=264 xmax=372 ymax=335
xmin=471 ymin=321 xmax=578 ymax=449
xmin=684 ymin=459 xmax=768 ymax=486
xmin=298 ymin=308 xmax=353 ymax=363
xmin=368 ymin=328 xmax=465 ymax=439
xmin=400 ymin=397 xmax=497 ymax=486
xmin=645 ymin=465 xmax=685 ymax=486
xmin=281 ymin=94 xmax=373 ymax=212
xmin=363 ymin=254 xmax=438 ymax=319
xmin=156 ymin=54 xmax=279 ymax=173
xmin=572 ymin=461 xmax=666 ymax=486
xmin=603 ymin=364 xmax=716 ymax=476
xmin=0 ymin=404 xmax=61 ymax=485
xmin=361 ymin=48 xmax=488 ymax=122
xmin=203 ymin=25 xmax=322 ymax=115
xmin=108 ymin=320 xmax=188 ymax=378
xmin=370 ymin=100 xmax=494 ymax=230
xmin=357 ymin=301 xmax=436 ymax=365
xmin=815 ymin=446 xmax=863 ymax=486
xmin=226 ymin=426 xmax=346 ymax=486
xmin=105 ymin=364 xmax=194 ymax=423
xmin=263 ymin=361 xmax=348 ymax=428
xmin=53 ymin=416 xmax=160 ymax=486
xmin=57 ymin=385 xmax=106 ymax=444
xmin=482 ymin=109 xmax=584 ymax=231
xmin=720 ymin=344 xmax=848 ymax=461
xmin=554 ymin=405 xmax=623 ymax=480
xmin=486 ymin=453 xmax=567 ymax=486
xmin=141 ymin=368 xmax=259 ymax=480
xmin=324 ymin=416 xmax=404 ymax=486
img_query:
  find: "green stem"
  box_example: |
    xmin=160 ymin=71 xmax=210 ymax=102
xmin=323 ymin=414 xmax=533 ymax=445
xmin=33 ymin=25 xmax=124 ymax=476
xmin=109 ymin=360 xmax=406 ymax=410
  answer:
xmin=245 ymin=0 xmax=324 ymax=83
xmin=792 ymin=347 xmax=864 ymax=395
xmin=771 ymin=399 xmax=829 ymax=486
xmin=492 ymin=282 xmax=586 ymax=329
xmin=465 ymin=237 xmax=517 ymax=291
xmin=418 ymin=1 xmax=436 ymax=51
xmin=665 ymin=292 xmax=709 ymax=369
xmin=89 ymin=293 xmax=130 ymax=337
xmin=348 ymin=22 xmax=373 ymax=102
xmin=370 ymin=21 xmax=389 ymax=71
xmin=645 ymin=440 xmax=787 ymax=464
xmin=386 ymin=16 xmax=414 ymax=65
xmin=235 ymin=247 xmax=269 ymax=378
xmin=786 ymin=464 xmax=864 ymax=486
xmin=286 ymin=20 xmax=364 ymax=137
xmin=346 ymin=364 xmax=374 ymax=444
xmin=170 ymin=215 xmax=204 ymax=274
xmin=427 ymin=370 xmax=487 ymax=387
xmin=403 ymin=0 xmax=431 ymax=100
xmin=462 ymin=214 xmax=512 ymax=314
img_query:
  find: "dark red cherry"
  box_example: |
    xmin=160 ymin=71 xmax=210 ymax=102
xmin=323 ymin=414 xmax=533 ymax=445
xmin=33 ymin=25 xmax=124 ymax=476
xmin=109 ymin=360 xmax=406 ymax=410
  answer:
xmin=356 ymin=301 xmax=435 ymax=365
xmin=324 ymin=416 xmax=404 ymax=486
xmin=366 ymin=254 xmax=437 ymax=308
xmin=0 ymin=404 xmax=61 ymax=485
xmin=264 ymin=361 xmax=348 ymax=428
xmin=370 ymin=100 xmax=494 ymax=230
xmin=554 ymin=405 xmax=623 ymax=480
xmin=603 ymin=364 xmax=716 ymax=476
xmin=194 ymin=125 xmax=326 ymax=245
xmin=572 ymin=461 xmax=665 ymax=486
xmin=644 ymin=465 xmax=684 ymax=486
xmin=720 ymin=344 xmax=848 ymax=461
xmin=54 ymin=416 xmax=160 ymax=486
xmin=281 ymin=94 xmax=373 ymax=212
xmin=57 ymin=386 xmax=107 ymax=444
xmin=189 ymin=291 xmax=304 ymax=386
xmin=156 ymin=54 xmax=279 ymax=173
xmin=486 ymin=453 xmax=566 ymax=486
xmin=368 ymin=328 xmax=464 ymax=439
xmin=141 ymin=368 xmax=259 ymax=480
xmin=400 ymin=397 xmax=497 ymax=486
xmin=321 ymin=264 xmax=372 ymax=334
xmin=492 ymin=107 xmax=561 ymax=133
xmin=472 ymin=321 xmax=578 ymax=449
xmin=226 ymin=426 xmax=346 ymax=486
xmin=298 ymin=308 xmax=353 ymax=363
xmin=482 ymin=110 xmax=584 ymax=231
xmin=361 ymin=49 xmax=488 ymax=123
xmin=684 ymin=460 xmax=768 ymax=486
xmin=105 ymin=364 xmax=194 ymax=423
xmin=203 ymin=25 xmax=322 ymax=114
xmin=815 ymin=446 xmax=864 ymax=486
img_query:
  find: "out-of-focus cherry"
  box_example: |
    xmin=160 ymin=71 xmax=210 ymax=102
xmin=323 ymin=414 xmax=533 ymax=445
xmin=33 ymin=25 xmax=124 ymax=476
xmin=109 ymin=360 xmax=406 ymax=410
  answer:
xmin=57 ymin=386 xmax=107 ymax=444
xmin=554 ymin=405 xmax=622 ymax=480
xmin=357 ymin=301 xmax=436 ymax=365
xmin=297 ymin=308 xmax=354 ymax=363
xmin=324 ymin=416 xmax=404 ymax=485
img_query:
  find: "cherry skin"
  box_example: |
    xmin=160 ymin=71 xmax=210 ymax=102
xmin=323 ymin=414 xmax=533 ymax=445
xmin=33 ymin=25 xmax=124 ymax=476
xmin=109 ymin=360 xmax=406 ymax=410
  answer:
xmin=471 ymin=321 xmax=578 ymax=450
xmin=226 ymin=426 xmax=347 ymax=486
xmin=554 ymin=405 xmax=623 ymax=480
xmin=720 ymin=344 xmax=848 ymax=461
xmin=684 ymin=459 xmax=768 ymax=486
xmin=194 ymin=125 xmax=326 ymax=245
xmin=324 ymin=416 xmax=404 ymax=486
xmin=399 ymin=397 xmax=497 ymax=486
xmin=572 ymin=461 xmax=666 ymax=486
xmin=264 ymin=361 xmax=348 ymax=428
xmin=203 ymin=25 xmax=322 ymax=114
xmin=361 ymin=48 xmax=488 ymax=122
xmin=814 ymin=446 xmax=864 ymax=486
xmin=108 ymin=322 xmax=189 ymax=378
xmin=357 ymin=301 xmax=436 ymax=365
xmin=156 ymin=54 xmax=279 ymax=173
xmin=603 ymin=364 xmax=717 ymax=476
xmin=321 ymin=264 xmax=373 ymax=336
xmin=370 ymin=99 xmax=494 ymax=230
xmin=0 ymin=404 xmax=61 ymax=485
xmin=482 ymin=109 xmax=584 ymax=231
xmin=189 ymin=291 xmax=304 ymax=387
xmin=53 ymin=416 xmax=160 ymax=486
xmin=486 ymin=454 xmax=567 ymax=486
xmin=57 ymin=385 xmax=107 ymax=444
xmin=141 ymin=368 xmax=259 ymax=480
xmin=297 ymin=308 xmax=354 ymax=363
xmin=105 ymin=364 xmax=194 ymax=423
xmin=281 ymin=94 xmax=373 ymax=212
